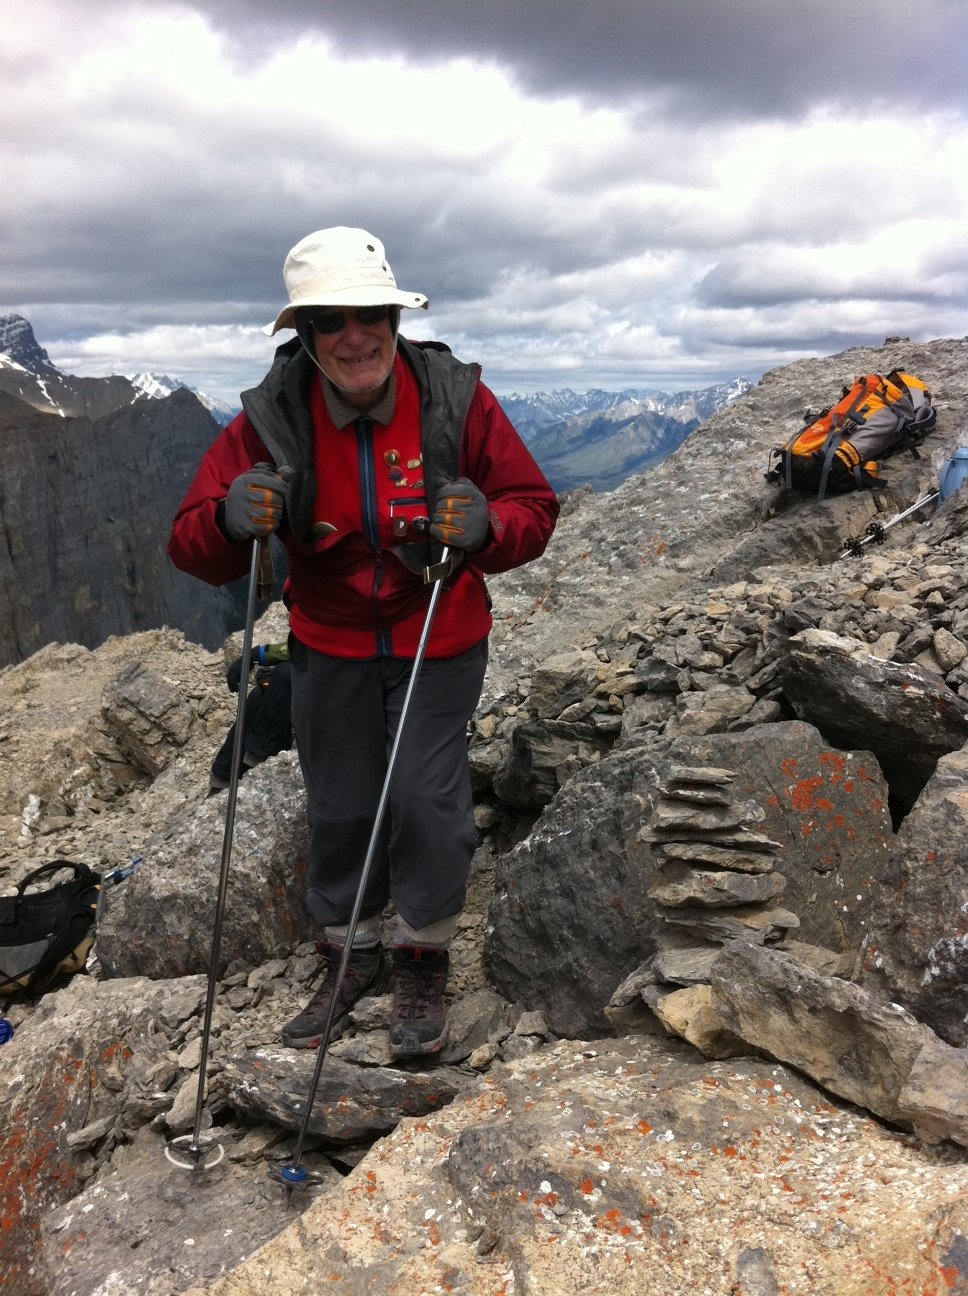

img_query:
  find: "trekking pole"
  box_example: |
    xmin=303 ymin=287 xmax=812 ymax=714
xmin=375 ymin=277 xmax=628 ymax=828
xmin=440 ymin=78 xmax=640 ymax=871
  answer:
xmin=166 ymin=532 xmax=269 ymax=1173
xmin=841 ymin=490 xmax=939 ymax=557
xmin=271 ymin=546 xmax=454 ymax=1194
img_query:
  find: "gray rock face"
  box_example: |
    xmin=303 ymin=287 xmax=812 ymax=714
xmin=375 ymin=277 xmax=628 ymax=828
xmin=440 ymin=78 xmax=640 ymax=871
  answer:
xmin=862 ymin=746 xmax=968 ymax=1046
xmin=485 ymin=722 xmax=893 ymax=1037
xmin=0 ymin=385 xmax=240 ymax=666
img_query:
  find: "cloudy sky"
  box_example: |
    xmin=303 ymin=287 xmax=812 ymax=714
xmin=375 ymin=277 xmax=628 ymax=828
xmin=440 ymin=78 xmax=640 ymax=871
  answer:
xmin=2 ymin=0 xmax=967 ymax=406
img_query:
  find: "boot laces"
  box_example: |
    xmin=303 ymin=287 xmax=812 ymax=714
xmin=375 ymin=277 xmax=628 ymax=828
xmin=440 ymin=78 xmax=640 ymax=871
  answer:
xmin=396 ymin=960 xmax=444 ymax=1020
xmin=310 ymin=949 xmax=374 ymax=1007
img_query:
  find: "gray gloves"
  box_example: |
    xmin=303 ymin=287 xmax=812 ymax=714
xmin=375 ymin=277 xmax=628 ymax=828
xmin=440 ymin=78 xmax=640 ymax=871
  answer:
xmin=430 ymin=477 xmax=490 ymax=551
xmin=223 ymin=465 xmax=290 ymax=541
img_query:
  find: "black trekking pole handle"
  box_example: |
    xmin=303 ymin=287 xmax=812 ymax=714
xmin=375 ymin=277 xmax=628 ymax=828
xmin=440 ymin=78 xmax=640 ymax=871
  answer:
xmin=840 ymin=490 xmax=940 ymax=558
xmin=274 ymin=546 xmax=453 ymax=1191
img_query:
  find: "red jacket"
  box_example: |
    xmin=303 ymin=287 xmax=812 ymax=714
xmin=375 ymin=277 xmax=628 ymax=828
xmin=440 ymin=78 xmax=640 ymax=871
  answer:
xmin=168 ymin=338 xmax=559 ymax=659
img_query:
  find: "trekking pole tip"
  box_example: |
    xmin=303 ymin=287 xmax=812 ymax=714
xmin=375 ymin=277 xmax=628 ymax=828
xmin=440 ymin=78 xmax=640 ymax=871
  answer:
xmin=164 ymin=1133 xmax=225 ymax=1171
xmin=278 ymin=1163 xmax=309 ymax=1185
xmin=266 ymin=1161 xmax=326 ymax=1199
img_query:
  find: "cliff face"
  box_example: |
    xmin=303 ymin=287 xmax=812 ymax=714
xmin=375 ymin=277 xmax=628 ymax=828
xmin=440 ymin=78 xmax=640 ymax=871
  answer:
xmin=0 ymin=386 xmax=238 ymax=665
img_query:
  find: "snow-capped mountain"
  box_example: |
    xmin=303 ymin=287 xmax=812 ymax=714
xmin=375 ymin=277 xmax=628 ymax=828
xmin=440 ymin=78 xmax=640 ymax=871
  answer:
xmin=128 ymin=372 xmax=237 ymax=427
xmin=498 ymin=379 xmax=751 ymax=440
xmin=0 ymin=315 xmax=243 ymax=669
xmin=0 ymin=315 xmax=144 ymax=421
xmin=0 ymin=312 xmax=59 ymax=374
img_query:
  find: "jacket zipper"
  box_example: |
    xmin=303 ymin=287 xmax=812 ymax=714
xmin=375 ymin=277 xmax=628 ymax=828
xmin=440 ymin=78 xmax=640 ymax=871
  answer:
xmin=356 ymin=416 xmax=392 ymax=656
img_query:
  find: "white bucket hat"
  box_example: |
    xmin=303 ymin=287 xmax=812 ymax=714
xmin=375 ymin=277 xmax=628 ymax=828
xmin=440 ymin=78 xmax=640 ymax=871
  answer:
xmin=263 ymin=227 xmax=428 ymax=335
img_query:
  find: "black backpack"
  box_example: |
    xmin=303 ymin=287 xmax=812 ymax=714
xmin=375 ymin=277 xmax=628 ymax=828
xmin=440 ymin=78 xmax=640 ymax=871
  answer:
xmin=0 ymin=861 xmax=101 ymax=997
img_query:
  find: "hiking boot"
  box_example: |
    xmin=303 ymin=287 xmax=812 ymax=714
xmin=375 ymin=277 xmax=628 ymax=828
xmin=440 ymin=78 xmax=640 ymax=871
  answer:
xmin=281 ymin=940 xmax=390 ymax=1050
xmin=389 ymin=945 xmax=449 ymax=1059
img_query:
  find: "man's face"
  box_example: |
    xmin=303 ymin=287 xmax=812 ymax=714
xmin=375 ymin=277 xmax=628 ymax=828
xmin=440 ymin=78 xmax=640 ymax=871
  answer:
xmin=309 ymin=306 xmax=397 ymax=409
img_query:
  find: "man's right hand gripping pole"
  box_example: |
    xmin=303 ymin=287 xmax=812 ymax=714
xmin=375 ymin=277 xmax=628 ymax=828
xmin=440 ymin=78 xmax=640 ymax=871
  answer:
xmin=223 ymin=463 xmax=292 ymax=541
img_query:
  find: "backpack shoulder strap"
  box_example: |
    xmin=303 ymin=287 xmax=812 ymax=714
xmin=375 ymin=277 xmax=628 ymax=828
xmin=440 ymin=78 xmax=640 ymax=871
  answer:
xmin=814 ymin=378 xmax=876 ymax=500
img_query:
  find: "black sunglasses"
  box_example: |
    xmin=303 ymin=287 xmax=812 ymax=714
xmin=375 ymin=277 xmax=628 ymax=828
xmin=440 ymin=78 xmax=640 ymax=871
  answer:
xmin=306 ymin=305 xmax=391 ymax=334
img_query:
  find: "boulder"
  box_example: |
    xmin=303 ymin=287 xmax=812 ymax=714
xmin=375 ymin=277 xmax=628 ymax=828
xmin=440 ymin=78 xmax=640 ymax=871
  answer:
xmin=780 ymin=628 xmax=968 ymax=813
xmin=709 ymin=943 xmax=936 ymax=1129
xmin=96 ymin=752 xmax=312 ymax=979
xmin=486 ymin=721 xmax=893 ymax=1036
xmin=101 ymin=658 xmax=206 ymax=776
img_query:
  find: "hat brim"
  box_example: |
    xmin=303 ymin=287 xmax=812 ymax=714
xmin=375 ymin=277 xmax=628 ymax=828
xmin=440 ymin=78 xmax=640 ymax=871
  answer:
xmin=263 ymin=288 xmax=429 ymax=336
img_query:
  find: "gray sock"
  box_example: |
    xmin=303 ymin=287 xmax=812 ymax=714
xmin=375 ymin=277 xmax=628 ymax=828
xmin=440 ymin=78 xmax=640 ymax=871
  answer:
xmin=393 ymin=914 xmax=458 ymax=949
xmin=324 ymin=915 xmax=382 ymax=949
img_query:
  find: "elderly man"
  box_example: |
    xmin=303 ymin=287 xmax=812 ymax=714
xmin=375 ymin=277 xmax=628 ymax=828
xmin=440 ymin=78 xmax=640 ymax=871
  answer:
xmin=169 ymin=226 xmax=558 ymax=1059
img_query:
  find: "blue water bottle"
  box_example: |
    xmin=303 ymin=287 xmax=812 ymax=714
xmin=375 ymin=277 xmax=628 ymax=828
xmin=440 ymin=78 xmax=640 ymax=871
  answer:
xmin=0 ymin=1019 xmax=13 ymax=1045
xmin=938 ymin=446 xmax=968 ymax=503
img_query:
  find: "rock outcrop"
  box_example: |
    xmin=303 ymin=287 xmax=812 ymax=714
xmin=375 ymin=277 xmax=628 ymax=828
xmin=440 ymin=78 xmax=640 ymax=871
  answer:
xmin=0 ymin=386 xmax=242 ymax=666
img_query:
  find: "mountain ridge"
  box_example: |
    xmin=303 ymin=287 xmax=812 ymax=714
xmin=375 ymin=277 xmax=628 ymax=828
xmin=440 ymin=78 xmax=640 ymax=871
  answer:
xmin=0 ymin=313 xmax=747 ymax=478
xmin=498 ymin=377 xmax=751 ymax=438
xmin=0 ymin=314 xmax=236 ymax=425
xmin=500 ymin=377 xmax=752 ymax=491
xmin=0 ymin=318 xmax=244 ymax=667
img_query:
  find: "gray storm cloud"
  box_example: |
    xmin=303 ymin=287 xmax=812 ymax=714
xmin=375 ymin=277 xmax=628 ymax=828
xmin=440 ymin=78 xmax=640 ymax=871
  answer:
xmin=1 ymin=0 xmax=966 ymax=403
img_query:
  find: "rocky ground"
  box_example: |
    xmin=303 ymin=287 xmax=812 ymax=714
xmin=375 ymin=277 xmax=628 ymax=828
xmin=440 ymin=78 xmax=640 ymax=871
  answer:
xmin=3 ymin=335 xmax=968 ymax=1295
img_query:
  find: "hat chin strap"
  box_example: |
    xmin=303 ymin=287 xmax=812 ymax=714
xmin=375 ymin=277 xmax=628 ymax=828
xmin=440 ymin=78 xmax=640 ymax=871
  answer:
xmin=293 ymin=312 xmax=322 ymax=368
xmin=293 ymin=308 xmax=400 ymax=382
xmin=293 ymin=314 xmax=400 ymax=410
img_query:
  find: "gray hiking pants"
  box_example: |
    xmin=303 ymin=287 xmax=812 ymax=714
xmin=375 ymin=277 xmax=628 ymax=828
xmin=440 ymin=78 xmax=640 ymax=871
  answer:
xmin=289 ymin=637 xmax=488 ymax=931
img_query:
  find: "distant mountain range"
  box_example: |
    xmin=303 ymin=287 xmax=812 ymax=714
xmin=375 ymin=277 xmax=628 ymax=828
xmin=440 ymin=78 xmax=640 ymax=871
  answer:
xmin=498 ymin=380 xmax=751 ymax=438
xmin=127 ymin=371 xmax=238 ymax=426
xmin=498 ymin=380 xmax=751 ymax=492
xmin=0 ymin=314 xmax=237 ymax=426
xmin=0 ymin=312 xmax=750 ymax=493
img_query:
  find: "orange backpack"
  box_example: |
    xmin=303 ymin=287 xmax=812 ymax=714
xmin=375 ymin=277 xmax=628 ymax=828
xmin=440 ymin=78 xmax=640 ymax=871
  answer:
xmin=766 ymin=370 xmax=935 ymax=500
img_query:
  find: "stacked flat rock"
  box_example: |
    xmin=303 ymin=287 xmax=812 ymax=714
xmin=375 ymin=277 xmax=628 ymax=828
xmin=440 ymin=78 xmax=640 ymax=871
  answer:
xmin=641 ymin=764 xmax=792 ymax=987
